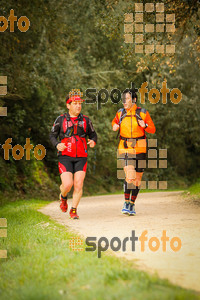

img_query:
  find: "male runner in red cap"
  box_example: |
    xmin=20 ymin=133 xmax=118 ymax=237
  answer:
xmin=50 ymin=93 xmax=97 ymax=219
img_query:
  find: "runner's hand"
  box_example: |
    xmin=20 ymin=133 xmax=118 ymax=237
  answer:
xmin=87 ymin=139 xmax=95 ymax=148
xmin=56 ymin=143 xmax=67 ymax=151
xmin=138 ymin=119 xmax=146 ymax=128
xmin=113 ymin=124 xmax=120 ymax=131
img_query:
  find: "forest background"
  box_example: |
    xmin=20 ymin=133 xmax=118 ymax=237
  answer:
xmin=0 ymin=0 xmax=199 ymax=200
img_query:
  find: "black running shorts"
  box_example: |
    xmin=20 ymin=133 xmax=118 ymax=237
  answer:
xmin=118 ymin=153 xmax=146 ymax=173
xmin=58 ymin=156 xmax=87 ymax=174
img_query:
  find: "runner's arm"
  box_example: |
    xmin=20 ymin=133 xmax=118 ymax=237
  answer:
xmin=87 ymin=118 xmax=97 ymax=145
xmin=49 ymin=116 xmax=61 ymax=148
xmin=111 ymin=112 xmax=120 ymax=127
xmin=144 ymin=111 xmax=156 ymax=134
xmin=112 ymin=112 xmax=120 ymax=131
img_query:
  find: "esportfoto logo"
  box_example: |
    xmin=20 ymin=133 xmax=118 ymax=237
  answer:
xmin=83 ymin=80 xmax=182 ymax=109
xmin=1 ymin=138 xmax=46 ymax=160
xmin=124 ymin=3 xmax=175 ymax=54
xmin=69 ymin=230 xmax=182 ymax=258
xmin=0 ymin=9 xmax=30 ymax=32
xmin=0 ymin=218 xmax=7 ymax=259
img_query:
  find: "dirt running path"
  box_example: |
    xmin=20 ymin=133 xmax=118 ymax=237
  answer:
xmin=38 ymin=192 xmax=200 ymax=292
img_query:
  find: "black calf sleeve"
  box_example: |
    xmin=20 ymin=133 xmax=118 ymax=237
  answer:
xmin=124 ymin=180 xmax=131 ymax=201
xmin=131 ymin=186 xmax=140 ymax=203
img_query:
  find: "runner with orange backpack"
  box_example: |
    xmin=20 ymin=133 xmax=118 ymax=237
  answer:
xmin=112 ymin=88 xmax=156 ymax=215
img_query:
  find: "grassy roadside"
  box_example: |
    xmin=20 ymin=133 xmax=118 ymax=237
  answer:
xmin=80 ymin=187 xmax=186 ymax=198
xmin=183 ymin=181 xmax=200 ymax=206
xmin=187 ymin=181 xmax=200 ymax=196
xmin=0 ymin=200 xmax=199 ymax=300
xmin=0 ymin=188 xmax=185 ymax=207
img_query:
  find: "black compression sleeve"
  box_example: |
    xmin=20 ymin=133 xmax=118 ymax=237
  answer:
xmin=49 ymin=116 xmax=61 ymax=148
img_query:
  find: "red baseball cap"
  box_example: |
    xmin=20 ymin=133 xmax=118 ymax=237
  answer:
xmin=66 ymin=95 xmax=85 ymax=104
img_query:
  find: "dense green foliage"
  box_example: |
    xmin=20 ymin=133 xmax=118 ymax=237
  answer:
xmin=0 ymin=0 xmax=199 ymax=197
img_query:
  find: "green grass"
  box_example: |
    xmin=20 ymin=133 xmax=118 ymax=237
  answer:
xmin=183 ymin=180 xmax=200 ymax=206
xmin=91 ymin=180 xmax=198 ymax=197
xmin=87 ymin=188 xmax=185 ymax=197
xmin=0 ymin=200 xmax=199 ymax=300
xmin=188 ymin=181 xmax=200 ymax=195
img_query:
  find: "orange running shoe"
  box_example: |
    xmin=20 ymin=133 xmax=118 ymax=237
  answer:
xmin=69 ymin=208 xmax=79 ymax=219
xmin=59 ymin=194 xmax=68 ymax=213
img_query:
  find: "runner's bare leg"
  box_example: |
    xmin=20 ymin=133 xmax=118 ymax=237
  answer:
xmin=72 ymin=171 xmax=86 ymax=208
xmin=60 ymin=172 xmax=73 ymax=197
xmin=124 ymin=165 xmax=143 ymax=186
xmin=124 ymin=165 xmax=136 ymax=184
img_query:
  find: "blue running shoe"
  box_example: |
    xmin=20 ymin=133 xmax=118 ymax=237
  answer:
xmin=121 ymin=202 xmax=130 ymax=214
xmin=129 ymin=203 xmax=136 ymax=216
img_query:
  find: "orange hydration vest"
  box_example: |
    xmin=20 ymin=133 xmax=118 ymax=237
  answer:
xmin=112 ymin=104 xmax=156 ymax=155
